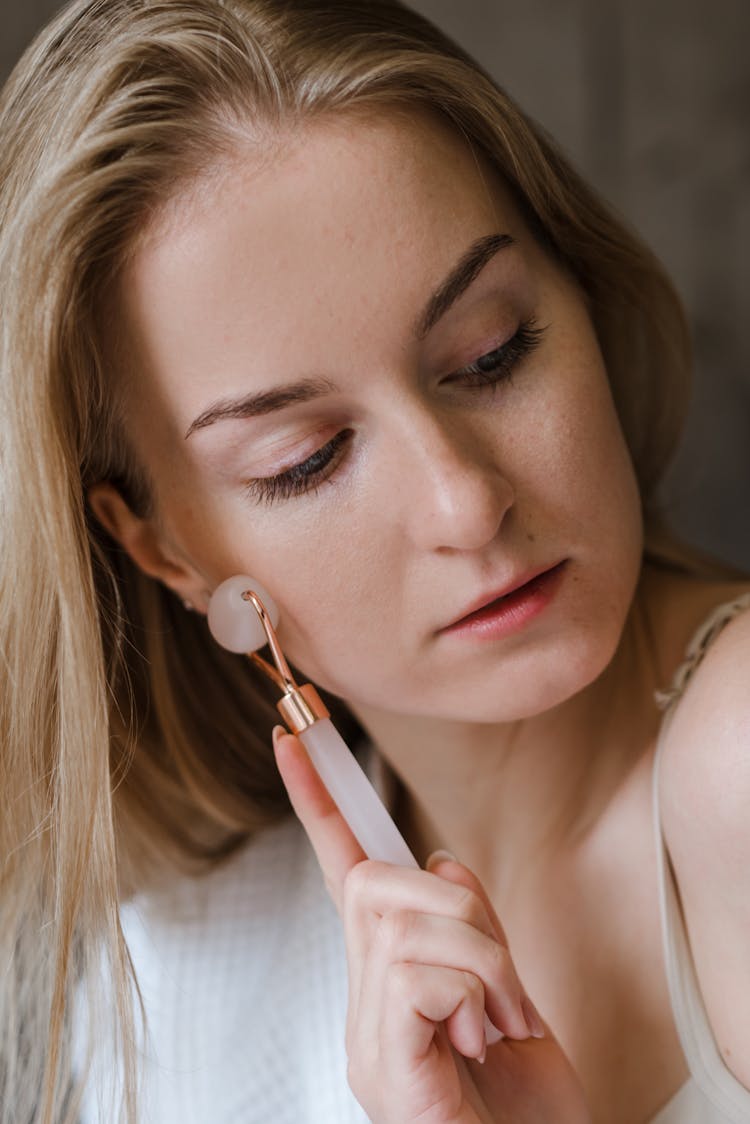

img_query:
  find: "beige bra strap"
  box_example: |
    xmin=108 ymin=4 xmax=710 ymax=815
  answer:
xmin=652 ymin=593 xmax=750 ymax=1121
xmin=654 ymin=592 xmax=750 ymax=711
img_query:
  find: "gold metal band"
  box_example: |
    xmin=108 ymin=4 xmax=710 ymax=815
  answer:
xmin=276 ymin=683 xmax=330 ymax=735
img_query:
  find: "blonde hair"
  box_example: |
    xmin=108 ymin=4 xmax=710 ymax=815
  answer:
xmin=0 ymin=0 xmax=708 ymax=1119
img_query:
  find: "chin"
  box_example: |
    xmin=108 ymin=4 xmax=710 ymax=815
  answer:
xmin=417 ymin=612 xmax=627 ymax=725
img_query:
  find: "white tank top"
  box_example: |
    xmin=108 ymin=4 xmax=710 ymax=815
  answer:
xmin=650 ymin=593 xmax=750 ymax=1122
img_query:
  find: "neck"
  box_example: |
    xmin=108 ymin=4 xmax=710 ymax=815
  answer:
xmin=351 ymin=581 xmax=661 ymax=901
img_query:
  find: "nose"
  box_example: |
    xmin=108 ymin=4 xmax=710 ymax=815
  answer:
xmin=394 ymin=409 xmax=514 ymax=553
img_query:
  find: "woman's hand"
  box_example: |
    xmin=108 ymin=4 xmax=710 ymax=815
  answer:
xmin=273 ymin=728 xmax=590 ymax=1124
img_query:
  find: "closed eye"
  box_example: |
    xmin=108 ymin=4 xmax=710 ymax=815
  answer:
xmin=448 ymin=316 xmax=546 ymax=389
xmin=242 ymin=428 xmax=353 ymax=506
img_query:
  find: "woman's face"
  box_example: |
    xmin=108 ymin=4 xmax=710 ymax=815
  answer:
xmin=110 ymin=110 xmax=643 ymax=722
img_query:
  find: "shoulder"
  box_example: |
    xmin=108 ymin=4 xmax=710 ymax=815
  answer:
xmin=657 ymin=584 xmax=750 ymax=1088
xmin=658 ymin=585 xmax=750 ymax=837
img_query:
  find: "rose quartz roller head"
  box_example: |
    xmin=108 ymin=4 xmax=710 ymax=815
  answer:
xmin=207 ymin=575 xmax=280 ymax=653
xmin=207 ymin=575 xmax=503 ymax=1046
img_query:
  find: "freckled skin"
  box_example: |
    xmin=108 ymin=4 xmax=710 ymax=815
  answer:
xmin=114 ymin=110 xmax=643 ymax=724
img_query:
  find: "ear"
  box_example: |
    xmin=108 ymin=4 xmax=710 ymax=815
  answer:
xmin=87 ymin=482 xmax=209 ymax=612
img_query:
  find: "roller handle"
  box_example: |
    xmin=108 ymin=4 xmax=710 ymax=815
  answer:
xmin=297 ymin=718 xmax=504 ymax=1046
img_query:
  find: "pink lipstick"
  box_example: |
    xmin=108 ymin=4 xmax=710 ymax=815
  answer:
xmin=441 ymin=560 xmax=567 ymax=641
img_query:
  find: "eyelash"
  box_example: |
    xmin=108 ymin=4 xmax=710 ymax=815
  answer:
xmin=450 ymin=316 xmax=545 ymax=388
xmin=243 ymin=428 xmax=353 ymax=506
xmin=243 ymin=316 xmax=546 ymax=506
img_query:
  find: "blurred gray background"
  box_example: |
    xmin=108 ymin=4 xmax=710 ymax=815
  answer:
xmin=3 ymin=0 xmax=748 ymax=568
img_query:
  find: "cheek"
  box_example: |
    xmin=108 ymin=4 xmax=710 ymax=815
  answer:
xmin=498 ymin=364 xmax=643 ymax=683
xmin=551 ymin=375 xmax=644 ymax=641
xmin=181 ymin=484 xmax=403 ymax=693
xmin=269 ymin=521 xmax=411 ymax=694
xmin=526 ymin=354 xmax=641 ymax=541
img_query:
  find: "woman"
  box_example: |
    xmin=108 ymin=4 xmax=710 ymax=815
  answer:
xmin=0 ymin=1 xmax=748 ymax=1121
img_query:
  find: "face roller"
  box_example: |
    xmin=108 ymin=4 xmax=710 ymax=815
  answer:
xmin=207 ymin=575 xmax=417 ymax=866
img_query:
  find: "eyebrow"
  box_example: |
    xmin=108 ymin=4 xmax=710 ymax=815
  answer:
xmin=185 ymin=230 xmax=514 ymax=439
xmin=185 ymin=376 xmax=336 ymax=439
xmin=414 ymin=231 xmax=514 ymax=339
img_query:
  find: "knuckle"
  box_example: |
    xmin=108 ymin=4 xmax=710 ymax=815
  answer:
xmin=379 ymin=908 xmax=416 ymax=954
xmin=453 ymin=884 xmax=484 ymax=928
xmin=461 ymin=970 xmax=484 ymax=1005
xmin=485 ymin=940 xmax=518 ymax=990
xmin=343 ymin=859 xmax=375 ymax=909
xmin=386 ymin=959 xmax=417 ymax=1002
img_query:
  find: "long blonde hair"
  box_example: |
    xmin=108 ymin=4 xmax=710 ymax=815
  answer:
xmin=0 ymin=0 xmax=703 ymax=1119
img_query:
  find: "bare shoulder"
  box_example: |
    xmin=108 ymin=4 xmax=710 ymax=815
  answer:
xmin=658 ymin=579 xmax=750 ymax=825
xmin=657 ymin=577 xmax=750 ymax=1088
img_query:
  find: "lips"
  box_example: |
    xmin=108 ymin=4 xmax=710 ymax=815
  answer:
xmin=443 ymin=560 xmax=567 ymax=632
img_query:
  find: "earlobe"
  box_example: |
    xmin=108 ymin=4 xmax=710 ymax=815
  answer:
xmin=87 ymin=482 xmax=208 ymax=609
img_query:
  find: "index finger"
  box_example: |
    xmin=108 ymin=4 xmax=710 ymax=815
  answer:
xmin=273 ymin=726 xmax=366 ymax=911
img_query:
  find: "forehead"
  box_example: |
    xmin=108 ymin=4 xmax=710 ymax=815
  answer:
xmin=131 ymin=106 xmax=521 ymax=303
xmin=115 ymin=109 xmax=528 ymax=441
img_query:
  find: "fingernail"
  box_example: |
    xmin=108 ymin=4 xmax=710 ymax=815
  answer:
xmin=521 ymin=995 xmax=545 ymax=1039
xmin=272 ymin=725 xmax=286 ymax=749
xmin=425 ymin=849 xmax=457 ymax=869
xmin=477 ymin=1037 xmax=487 ymax=1065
